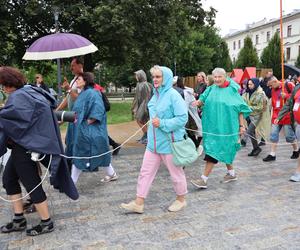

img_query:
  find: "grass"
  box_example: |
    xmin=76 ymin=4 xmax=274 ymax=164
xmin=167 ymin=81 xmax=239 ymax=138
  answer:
xmin=107 ymin=101 xmax=133 ymax=124
xmin=60 ymin=101 xmax=132 ymax=135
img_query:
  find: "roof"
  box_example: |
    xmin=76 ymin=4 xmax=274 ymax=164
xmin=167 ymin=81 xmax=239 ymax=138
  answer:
xmin=240 ymin=67 xmax=256 ymax=83
xmin=224 ymin=9 xmax=300 ymax=39
xmin=230 ymin=69 xmax=244 ymax=84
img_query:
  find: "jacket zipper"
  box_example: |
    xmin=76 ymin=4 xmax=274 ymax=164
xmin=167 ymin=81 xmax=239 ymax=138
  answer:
xmin=153 ymin=89 xmax=159 ymax=153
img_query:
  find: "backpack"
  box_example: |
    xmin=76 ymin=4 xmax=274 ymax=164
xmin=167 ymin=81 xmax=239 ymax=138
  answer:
xmin=94 ymin=84 xmax=110 ymax=112
xmin=101 ymin=92 xmax=110 ymax=112
xmin=285 ymin=81 xmax=294 ymax=94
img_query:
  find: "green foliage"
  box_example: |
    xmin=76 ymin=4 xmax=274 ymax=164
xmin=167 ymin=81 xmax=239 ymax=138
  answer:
xmin=22 ymin=61 xmax=57 ymax=87
xmin=235 ymin=36 xmax=259 ymax=69
xmin=214 ymin=40 xmax=233 ymax=72
xmin=260 ymin=33 xmax=282 ymax=78
xmin=295 ymin=53 xmax=300 ymax=69
xmin=1 ymin=0 xmax=221 ymax=85
xmin=175 ymin=31 xmax=214 ymax=76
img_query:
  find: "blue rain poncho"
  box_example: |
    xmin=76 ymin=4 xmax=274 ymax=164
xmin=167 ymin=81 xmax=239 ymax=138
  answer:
xmin=65 ymin=87 xmax=111 ymax=171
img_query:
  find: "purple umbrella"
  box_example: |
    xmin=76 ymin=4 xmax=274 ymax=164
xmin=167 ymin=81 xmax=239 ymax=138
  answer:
xmin=22 ymin=33 xmax=98 ymax=60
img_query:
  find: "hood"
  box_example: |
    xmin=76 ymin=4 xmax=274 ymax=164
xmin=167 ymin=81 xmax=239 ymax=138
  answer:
xmin=184 ymin=86 xmax=194 ymax=94
xmin=246 ymin=77 xmax=260 ymax=96
xmin=135 ymin=70 xmax=147 ymax=83
xmin=157 ymin=66 xmax=173 ymax=94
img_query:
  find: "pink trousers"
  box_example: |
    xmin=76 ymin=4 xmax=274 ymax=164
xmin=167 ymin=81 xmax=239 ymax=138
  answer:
xmin=136 ymin=150 xmax=187 ymax=198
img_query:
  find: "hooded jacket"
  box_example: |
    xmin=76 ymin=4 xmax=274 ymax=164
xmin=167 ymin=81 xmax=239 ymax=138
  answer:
xmin=243 ymin=78 xmax=266 ymax=120
xmin=147 ymin=66 xmax=188 ymax=154
xmin=132 ymin=70 xmax=152 ymax=123
xmin=0 ymin=85 xmax=79 ymax=200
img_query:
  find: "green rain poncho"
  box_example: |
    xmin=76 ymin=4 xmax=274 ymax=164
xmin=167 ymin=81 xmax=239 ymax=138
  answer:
xmin=199 ymin=78 xmax=251 ymax=164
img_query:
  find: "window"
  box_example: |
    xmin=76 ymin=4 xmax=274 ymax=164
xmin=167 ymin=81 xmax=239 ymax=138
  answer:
xmin=238 ymin=40 xmax=241 ymax=49
xmin=266 ymin=31 xmax=270 ymax=42
xmin=286 ymin=47 xmax=291 ymax=60
xmin=255 ymin=35 xmax=259 ymax=45
xmin=233 ymin=41 xmax=236 ymax=50
xmin=287 ymin=25 xmax=292 ymax=37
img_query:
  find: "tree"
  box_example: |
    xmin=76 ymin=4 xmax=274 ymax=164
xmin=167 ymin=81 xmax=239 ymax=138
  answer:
xmin=215 ymin=40 xmax=233 ymax=72
xmin=0 ymin=2 xmax=18 ymax=65
xmin=200 ymin=26 xmax=232 ymax=72
xmin=175 ymin=31 xmax=214 ymax=76
xmin=260 ymin=33 xmax=282 ymax=78
xmin=295 ymin=53 xmax=300 ymax=69
xmin=1 ymin=0 xmax=219 ymax=86
xmin=235 ymin=36 xmax=259 ymax=69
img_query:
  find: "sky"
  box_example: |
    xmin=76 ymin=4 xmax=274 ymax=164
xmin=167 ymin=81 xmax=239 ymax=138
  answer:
xmin=202 ymin=0 xmax=298 ymax=36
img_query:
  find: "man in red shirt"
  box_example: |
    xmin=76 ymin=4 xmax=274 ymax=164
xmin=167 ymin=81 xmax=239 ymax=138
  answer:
xmin=263 ymin=76 xmax=299 ymax=162
xmin=277 ymin=82 xmax=300 ymax=181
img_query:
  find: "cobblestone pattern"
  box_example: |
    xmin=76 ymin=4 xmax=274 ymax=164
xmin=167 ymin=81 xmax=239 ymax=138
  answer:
xmin=1 ymin=142 xmax=300 ymax=249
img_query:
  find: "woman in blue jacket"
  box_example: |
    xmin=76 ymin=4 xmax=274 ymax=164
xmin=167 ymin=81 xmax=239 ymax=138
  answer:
xmin=121 ymin=65 xmax=188 ymax=213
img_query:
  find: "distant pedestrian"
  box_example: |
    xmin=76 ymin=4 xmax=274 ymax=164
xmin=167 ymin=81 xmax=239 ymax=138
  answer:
xmin=176 ymin=76 xmax=202 ymax=149
xmin=194 ymin=72 xmax=207 ymax=99
xmin=263 ymin=76 xmax=299 ymax=162
xmin=132 ymin=70 xmax=152 ymax=145
xmin=242 ymin=78 xmax=270 ymax=156
xmin=277 ymin=83 xmax=300 ymax=181
xmin=260 ymin=71 xmax=273 ymax=99
xmin=34 ymin=74 xmax=50 ymax=93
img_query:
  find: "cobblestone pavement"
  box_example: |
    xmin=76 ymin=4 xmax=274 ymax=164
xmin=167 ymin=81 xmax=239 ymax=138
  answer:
xmin=1 ymin=141 xmax=300 ymax=249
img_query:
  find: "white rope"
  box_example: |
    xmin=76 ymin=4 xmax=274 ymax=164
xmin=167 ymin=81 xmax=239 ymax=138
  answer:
xmin=61 ymin=120 xmax=298 ymax=161
xmin=1 ymin=119 xmax=296 ymax=203
xmin=0 ymin=155 xmax=52 ymax=203
xmin=60 ymin=121 xmax=149 ymax=159
xmin=185 ymin=127 xmax=298 ymax=146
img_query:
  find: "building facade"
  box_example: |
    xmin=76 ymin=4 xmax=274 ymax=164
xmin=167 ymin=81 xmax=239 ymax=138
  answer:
xmin=224 ymin=9 xmax=300 ymax=66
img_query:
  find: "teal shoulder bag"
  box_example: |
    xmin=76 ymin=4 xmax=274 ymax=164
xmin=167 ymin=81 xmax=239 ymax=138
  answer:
xmin=170 ymin=133 xmax=199 ymax=167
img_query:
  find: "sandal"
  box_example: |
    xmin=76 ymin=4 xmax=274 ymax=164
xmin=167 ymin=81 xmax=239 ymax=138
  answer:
xmin=1 ymin=219 xmax=27 ymax=233
xmin=100 ymin=172 xmax=118 ymax=183
xmin=26 ymin=221 xmax=54 ymax=236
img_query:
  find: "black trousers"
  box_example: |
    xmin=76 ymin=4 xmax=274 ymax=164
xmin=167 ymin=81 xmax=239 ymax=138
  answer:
xmin=2 ymin=144 xmax=47 ymax=204
xmin=108 ymin=136 xmax=118 ymax=148
xmin=204 ymin=154 xmax=218 ymax=164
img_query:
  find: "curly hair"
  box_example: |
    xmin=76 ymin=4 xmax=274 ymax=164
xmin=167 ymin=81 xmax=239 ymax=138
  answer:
xmin=77 ymin=72 xmax=95 ymax=90
xmin=0 ymin=66 xmax=26 ymax=89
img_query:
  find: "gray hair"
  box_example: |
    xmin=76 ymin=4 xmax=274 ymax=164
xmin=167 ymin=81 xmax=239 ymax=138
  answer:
xmin=212 ymin=68 xmax=227 ymax=77
xmin=269 ymin=76 xmax=278 ymax=82
xmin=150 ymin=65 xmax=162 ymax=75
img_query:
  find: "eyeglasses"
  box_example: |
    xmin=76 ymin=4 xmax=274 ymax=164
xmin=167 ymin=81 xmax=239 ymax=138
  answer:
xmin=35 ymin=77 xmax=40 ymax=79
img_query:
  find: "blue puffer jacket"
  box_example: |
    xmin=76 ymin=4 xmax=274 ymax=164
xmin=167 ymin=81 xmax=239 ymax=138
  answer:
xmin=147 ymin=66 xmax=188 ymax=154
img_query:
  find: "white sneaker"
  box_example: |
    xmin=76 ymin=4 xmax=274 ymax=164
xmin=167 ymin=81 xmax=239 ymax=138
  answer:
xmin=290 ymin=173 xmax=300 ymax=182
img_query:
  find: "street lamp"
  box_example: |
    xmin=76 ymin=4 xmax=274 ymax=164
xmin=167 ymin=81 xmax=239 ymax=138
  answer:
xmin=174 ymin=59 xmax=177 ymax=76
xmin=95 ymin=63 xmax=102 ymax=83
xmin=53 ymin=6 xmax=62 ymax=102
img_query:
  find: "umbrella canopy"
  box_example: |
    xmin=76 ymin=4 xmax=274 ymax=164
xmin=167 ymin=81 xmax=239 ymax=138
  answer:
xmin=22 ymin=33 xmax=98 ymax=60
